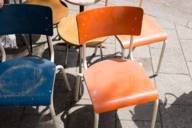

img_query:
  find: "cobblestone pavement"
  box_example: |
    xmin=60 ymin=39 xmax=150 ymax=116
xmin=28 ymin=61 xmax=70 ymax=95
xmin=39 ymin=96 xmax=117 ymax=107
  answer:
xmin=1 ymin=0 xmax=192 ymax=128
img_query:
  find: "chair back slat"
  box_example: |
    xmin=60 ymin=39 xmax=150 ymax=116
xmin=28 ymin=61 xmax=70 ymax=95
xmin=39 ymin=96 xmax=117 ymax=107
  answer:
xmin=0 ymin=4 xmax=53 ymax=36
xmin=76 ymin=6 xmax=143 ymax=44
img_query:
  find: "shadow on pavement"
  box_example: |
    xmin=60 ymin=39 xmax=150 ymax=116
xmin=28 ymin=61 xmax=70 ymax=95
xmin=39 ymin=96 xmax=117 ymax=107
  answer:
xmin=132 ymin=92 xmax=192 ymax=128
xmin=62 ymin=105 xmax=118 ymax=128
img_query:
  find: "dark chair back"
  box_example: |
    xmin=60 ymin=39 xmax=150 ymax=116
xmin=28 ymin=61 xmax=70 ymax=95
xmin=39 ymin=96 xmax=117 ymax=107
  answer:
xmin=0 ymin=4 xmax=53 ymax=36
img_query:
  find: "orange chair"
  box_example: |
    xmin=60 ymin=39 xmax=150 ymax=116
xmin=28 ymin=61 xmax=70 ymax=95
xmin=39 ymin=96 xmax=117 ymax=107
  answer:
xmin=76 ymin=6 xmax=159 ymax=128
xmin=115 ymin=0 xmax=167 ymax=76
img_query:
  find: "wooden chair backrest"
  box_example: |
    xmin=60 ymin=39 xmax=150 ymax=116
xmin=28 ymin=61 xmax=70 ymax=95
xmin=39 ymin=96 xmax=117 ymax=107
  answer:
xmin=76 ymin=6 xmax=143 ymax=44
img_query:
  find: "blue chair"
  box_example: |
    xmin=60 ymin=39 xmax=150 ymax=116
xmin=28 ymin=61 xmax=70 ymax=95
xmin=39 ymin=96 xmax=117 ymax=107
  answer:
xmin=0 ymin=4 xmax=71 ymax=128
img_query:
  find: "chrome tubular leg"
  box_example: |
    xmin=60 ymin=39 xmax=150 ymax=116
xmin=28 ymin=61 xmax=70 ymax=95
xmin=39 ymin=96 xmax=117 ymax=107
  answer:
xmin=127 ymin=49 xmax=134 ymax=60
xmin=94 ymin=112 xmax=99 ymax=128
xmin=49 ymin=83 xmax=58 ymax=128
xmin=121 ymin=47 xmax=126 ymax=59
xmin=155 ymin=41 xmax=166 ymax=76
xmin=64 ymin=45 xmax=69 ymax=66
xmin=99 ymin=44 xmax=104 ymax=59
xmin=92 ymin=45 xmax=98 ymax=57
xmin=47 ymin=36 xmax=55 ymax=63
xmin=49 ymin=104 xmax=56 ymax=121
xmin=82 ymin=45 xmax=88 ymax=70
xmin=127 ymin=36 xmax=134 ymax=60
xmin=0 ymin=43 xmax=6 ymax=62
xmin=49 ymin=103 xmax=59 ymax=128
xmin=74 ymin=47 xmax=83 ymax=101
xmin=75 ymin=75 xmax=81 ymax=101
xmin=21 ymin=34 xmax=32 ymax=55
xmin=49 ymin=107 xmax=58 ymax=128
xmin=139 ymin=0 xmax=144 ymax=7
xmin=150 ymin=99 xmax=159 ymax=128
xmin=105 ymin=0 xmax=108 ymax=6
xmin=56 ymin=65 xmax=71 ymax=91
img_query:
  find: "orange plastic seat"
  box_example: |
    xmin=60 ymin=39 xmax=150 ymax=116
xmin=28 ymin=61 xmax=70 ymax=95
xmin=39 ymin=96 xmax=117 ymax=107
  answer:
xmin=117 ymin=15 xmax=167 ymax=48
xmin=76 ymin=6 xmax=159 ymax=128
xmin=85 ymin=58 xmax=158 ymax=113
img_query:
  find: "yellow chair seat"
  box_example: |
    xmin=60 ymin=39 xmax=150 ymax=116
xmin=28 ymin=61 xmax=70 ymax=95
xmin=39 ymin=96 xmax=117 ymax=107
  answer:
xmin=58 ymin=15 xmax=107 ymax=46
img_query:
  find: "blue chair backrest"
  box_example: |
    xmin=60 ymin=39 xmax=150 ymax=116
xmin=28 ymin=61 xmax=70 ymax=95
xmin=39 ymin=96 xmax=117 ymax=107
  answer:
xmin=0 ymin=4 xmax=53 ymax=36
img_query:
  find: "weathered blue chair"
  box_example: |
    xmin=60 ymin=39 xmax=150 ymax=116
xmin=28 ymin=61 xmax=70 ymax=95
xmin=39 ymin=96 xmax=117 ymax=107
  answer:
xmin=0 ymin=4 xmax=71 ymax=128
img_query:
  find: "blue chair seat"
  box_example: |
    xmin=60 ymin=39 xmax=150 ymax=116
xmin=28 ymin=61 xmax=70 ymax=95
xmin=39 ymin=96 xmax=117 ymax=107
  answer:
xmin=0 ymin=56 xmax=56 ymax=106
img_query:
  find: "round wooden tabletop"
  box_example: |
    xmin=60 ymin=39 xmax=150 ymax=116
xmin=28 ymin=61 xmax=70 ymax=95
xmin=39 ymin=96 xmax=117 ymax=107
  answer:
xmin=26 ymin=0 xmax=68 ymax=24
xmin=58 ymin=15 xmax=107 ymax=46
xmin=64 ymin=0 xmax=101 ymax=6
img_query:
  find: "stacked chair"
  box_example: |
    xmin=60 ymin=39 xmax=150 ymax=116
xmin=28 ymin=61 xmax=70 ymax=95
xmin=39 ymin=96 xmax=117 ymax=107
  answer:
xmin=116 ymin=0 xmax=168 ymax=76
xmin=0 ymin=4 xmax=70 ymax=128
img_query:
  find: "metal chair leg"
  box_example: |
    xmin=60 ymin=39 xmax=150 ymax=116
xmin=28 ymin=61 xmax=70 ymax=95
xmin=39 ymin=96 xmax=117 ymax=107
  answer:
xmin=105 ymin=0 xmax=108 ymax=6
xmin=127 ymin=49 xmax=134 ymax=60
xmin=49 ymin=104 xmax=58 ymax=128
xmin=150 ymin=99 xmax=159 ymax=128
xmin=21 ymin=34 xmax=32 ymax=55
xmin=49 ymin=81 xmax=58 ymax=128
xmin=121 ymin=46 xmax=126 ymax=58
xmin=49 ymin=90 xmax=57 ymax=128
xmin=49 ymin=95 xmax=60 ymax=128
xmin=155 ymin=41 xmax=166 ymax=76
xmin=93 ymin=45 xmax=98 ymax=57
xmin=74 ymin=47 xmax=83 ymax=101
xmin=56 ymin=65 xmax=71 ymax=91
xmin=64 ymin=44 xmax=69 ymax=66
xmin=94 ymin=112 xmax=99 ymax=128
xmin=99 ymin=44 xmax=104 ymax=59
xmin=0 ymin=42 xmax=6 ymax=62
xmin=75 ymin=75 xmax=81 ymax=101
xmin=88 ymin=45 xmax=103 ymax=64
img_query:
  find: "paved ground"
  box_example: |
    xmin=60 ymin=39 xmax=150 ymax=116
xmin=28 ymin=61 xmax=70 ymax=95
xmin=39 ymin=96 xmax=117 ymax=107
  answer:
xmin=1 ymin=0 xmax=192 ymax=128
